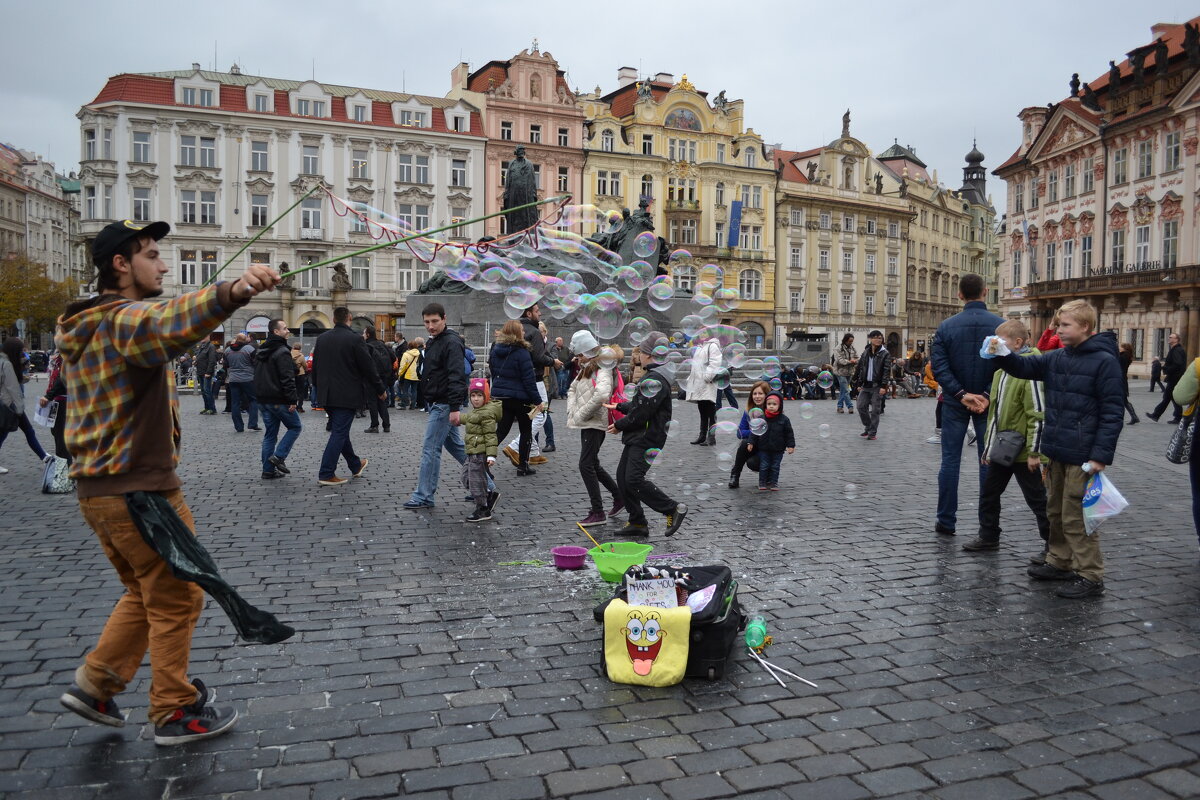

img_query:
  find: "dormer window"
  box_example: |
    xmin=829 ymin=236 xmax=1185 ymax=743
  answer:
xmin=399 ymin=110 xmax=426 ymax=127
xmin=745 ymin=147 xmax=757 ymax=168
xmin=182 ymin=87 xmax=214 ymax=107
xmin=296 ymin=99 xmax=325 ymax=117
xmin=254 ymin=94 xmax=270 ymax=112
xmin=352 ymin=104 xmax=367 ymax=123
xmin=601 ymin=130 xmax=615 ymax=152
xmin=450 ymin=115 xmax=467 ymax=132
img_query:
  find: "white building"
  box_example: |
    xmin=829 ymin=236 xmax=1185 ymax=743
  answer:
xmin=77 ymin=64 xmax=485 ymax=337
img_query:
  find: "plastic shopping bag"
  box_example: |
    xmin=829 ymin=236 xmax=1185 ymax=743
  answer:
xmin=1082 ymin=472 xmax=1129 ymax=534
xmin=978 ymin=336 xmax=1012 ymax=359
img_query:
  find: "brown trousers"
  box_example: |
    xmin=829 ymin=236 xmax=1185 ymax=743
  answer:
xmin=1044 ymin=460 xmax=1105 ymax=582
xmin=76 ymin=489 xmax=205 ymax=725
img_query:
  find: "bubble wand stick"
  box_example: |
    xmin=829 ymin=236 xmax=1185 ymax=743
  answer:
xmin=276 ymin=195 xmax=572 ymax=281
xmin=201 ymin=185 xmax=320 ymax=287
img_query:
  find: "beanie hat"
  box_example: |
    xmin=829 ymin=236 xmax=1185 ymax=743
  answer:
xmin=571 ymin=329 xmax=600 ymax=356
xmin=468 ymin=377 xmax=490 ymax=403
xmin=765 ymin=391 xmax=785 ymax=418
xmin=640 ymin=331 xmax=669 ymax=362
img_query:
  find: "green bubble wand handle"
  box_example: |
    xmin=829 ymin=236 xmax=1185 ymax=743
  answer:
xmin=277 ymin=194 xmax=572 ymax=281
xmin=201 ymin=184 xmax=321 ymax=287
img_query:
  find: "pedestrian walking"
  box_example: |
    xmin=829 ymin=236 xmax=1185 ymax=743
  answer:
xmin=312 ymin=307 xmax=385 ymax=486
xmin=499 ymin=305 xmax=558 ymax=463
xmin=1171 ymin=356 xmax=1200 ymax=546
xmin=684 ymin=330 xmax=722 ymax=446
xmin=460 ymin=377 xmax=502 ymax=522
xmin=604 ymin=332 xmax=688 ymax=538
xmin=290 ymin=343 xmax=308 ymax=412
xmin=253 ymin=318 xmax=302 ymax=479
xmin=746 ymin=392 xmax=795 ymax=490
xmin=567 ymin=331 xmax=623 ymax=525
xmin=55 ymin=219 xmax=277 ymax=744
xmin=1149 ymin=357 xmax=1165 ymax=391
xmin=852 ymin=330 xmax=891 ymax=441
xmin=222 ymin=334 xmax=260 ymax=432
xmin=929 ymin=274 xmax=1004 ymax=535
xmin=396 ymin=339 xmax=422 ymax=410
xmin=38 ymin=353 xmax=71 ymax=463
xmin=491 ymin=320 xmax=543 ymax=475
xmin=0 ymin=338 xmax=50 ymax=474
xmin=727 ymin=381 xmax=770 ymax=488
xmin=194 ymin=335 xmax=218 ymax=414
xmin=833 ymin=333 xmax=858 ymax=414
xmin=1118 ymin=343 xmax=1139 ymax=425
xmin=985 ymin=300 xmax=1124 ymax=599
xmin=1147 ymin=333 xmax=1186 ymax=424
xmin=362 ymin=326 xmax=393 ymax=433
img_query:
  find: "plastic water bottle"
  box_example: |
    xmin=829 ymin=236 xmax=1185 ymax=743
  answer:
xmin=745 ymin=616 xmax=768 ymax=649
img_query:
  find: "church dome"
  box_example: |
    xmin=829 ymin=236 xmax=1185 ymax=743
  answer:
xmin=965 ymin=143 xmax=985 ymax=165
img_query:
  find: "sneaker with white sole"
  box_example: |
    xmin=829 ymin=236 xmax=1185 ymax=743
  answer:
xmin=60 ymin=684 xmax=126 ymax=727
xmin=154 ymin=701 xmax=238 ymax=746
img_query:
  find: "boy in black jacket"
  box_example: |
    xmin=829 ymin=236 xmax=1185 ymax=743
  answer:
xmin=746 ymin=392 xmax=795 ymax=490
xmin=984 ymin=300 xmax=1124 ymax=599
xmin=605 ymin=332 xmax=687 ymax=538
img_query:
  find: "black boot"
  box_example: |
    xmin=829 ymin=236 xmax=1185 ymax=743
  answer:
xmin=690 ymin=436 xmax=706 ymax=445
xmin=728 ymin=470 xmax=740 ymax=489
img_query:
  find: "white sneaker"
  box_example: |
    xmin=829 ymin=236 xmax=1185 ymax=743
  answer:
xmin=966 ymin=430 xmax=977 ymax=445
xmin=0 ymin=466 xmax=8 ymax=474
xmin=925 ymin=434 xmax=941 ymax=444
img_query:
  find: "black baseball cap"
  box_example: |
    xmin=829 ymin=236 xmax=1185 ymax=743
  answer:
xmin=90 ymin=219 xmax=170 ymax=264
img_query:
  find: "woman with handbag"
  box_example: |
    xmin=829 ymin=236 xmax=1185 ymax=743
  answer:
xmin=489 ymin=321 xmax=542 ymax=476
xmin=1172 ymin=357 xmax=1200 ymax=543
xmin=684 ymin=330 xmax=723 ymax=446
xmin=567 ymin=330 xmax=624 ymax=526
xmin=39 ymin=353 xmax=71 ymax=462
xmin=0 ymin=337 xmax=50 ymax=475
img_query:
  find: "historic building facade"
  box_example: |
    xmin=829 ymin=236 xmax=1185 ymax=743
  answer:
xmin=579 ymin=70 xmax=778 ymax=345
xmin=5 ymin=145 xmax=83 ymax=283
xmin=77 ymin=64 xmax=485 ymax=337
xmin=446 ymin=44 xmax=585 ymax=238
xmin=772 ymin=116 xmax=912 ymax=353
xmin=995 ymin=17 xmax=1200 ymax=374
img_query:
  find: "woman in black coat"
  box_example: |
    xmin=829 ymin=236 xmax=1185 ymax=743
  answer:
xmin=489 ymin=320 xmax=542 ymax=475
xmin=1118 ymin=343 xmax=1139 ymax=425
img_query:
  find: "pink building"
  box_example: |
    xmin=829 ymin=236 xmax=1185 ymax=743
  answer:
xmin=449 ymin=45 xmax=585 ymax=237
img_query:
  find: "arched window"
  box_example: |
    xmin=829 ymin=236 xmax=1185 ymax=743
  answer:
xmin=640 ymin=174 xmax=653 ymax=202
xmin=672 ymin=264 xmax=696 ymax=292
xmin=745 ymin=148 xmax=757 ymax=168
xmin=739 ymin=268 xmax=762 ymax=300
xmin=715 ymin=182 xmax=725 ymax=206
xmin=739 ymin=321 xmax=766 ymax=348
xmin=601 ymin=130 xmax=614 ymax=152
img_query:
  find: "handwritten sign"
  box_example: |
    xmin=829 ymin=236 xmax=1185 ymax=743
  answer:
xmin=626 ymin=577 xmax=677 ymax=609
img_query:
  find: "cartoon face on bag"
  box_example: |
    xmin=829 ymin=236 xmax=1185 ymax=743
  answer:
xmin=623 ymin=610 xmax=666 ymax=676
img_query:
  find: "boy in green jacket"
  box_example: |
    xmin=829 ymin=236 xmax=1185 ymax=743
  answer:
xmin=964 ymin=320 xmax=1050 ymax=560
xmin=462 ymin=377 xmax=502 ymax=523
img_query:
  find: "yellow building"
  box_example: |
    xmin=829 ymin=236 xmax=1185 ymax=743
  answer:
xmin=579 ymin=70 xmax=777 ymax=345
xmin=877 ymin=143 xmax=995 ymax=350
xmin=773 ymin=116 xmax=913 ymax=354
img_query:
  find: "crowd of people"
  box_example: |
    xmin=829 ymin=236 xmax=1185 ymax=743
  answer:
xmin=0 ymin=218 xmax=1196 ymax=748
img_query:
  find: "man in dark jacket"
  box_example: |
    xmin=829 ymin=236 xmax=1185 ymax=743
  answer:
xmin=222 ymin=334 xmax=260 ymax=432
xmin=988 ymin=300 xmax=1123 ymax=599
xmin=930 ymin=274 xmax=1004 ymax=535
xmin=607 ymin=332 xmax=687 ymax=538
xmin=194 ymin=335 xmax=219 ymax=414
xmin=253 ymin=319 xmax=302 ymax=479
xmin=312 ymin=307 xmax=386 ymax=486
xmin=405 ymin=302 xmax=495 ymax=509
xmin=1147 ymin=333 xmax=1186 ymax=424
xmin=514 ymin=305 xmax=559 ymax=460
xmin=852 ymin=331 xmax=891 ymax=439
xmin=363 ymin=326 xmax=393 ymax=433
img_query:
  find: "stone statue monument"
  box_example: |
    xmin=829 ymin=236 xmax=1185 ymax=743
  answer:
xmin=712 ymin=90 xmax=729 ymax=113
xmin=330 ymin=262 xmax=352 ymax=291
xmin=841 ymin=109 xmax=851 ymax=138
xmin=1069 ymin=73 xmax=1081 ymax=97
xmin=874 ymin=172 xmax=883 ymax=195
xmin=502 ymin=146 xmax=539 ymax=233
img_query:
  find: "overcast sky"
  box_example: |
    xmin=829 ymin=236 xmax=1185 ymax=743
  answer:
xmin=3 ymin=0 xmax=1192 ymax=212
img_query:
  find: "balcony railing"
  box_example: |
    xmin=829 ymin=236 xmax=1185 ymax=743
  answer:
xmin=300 ymin=228 xmax=324 ymax=240
xmin=1026 ymin=262 xmax=1194 ymax=298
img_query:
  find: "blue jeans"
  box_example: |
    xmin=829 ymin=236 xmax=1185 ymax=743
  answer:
xmin=411 ymin=403 xmax=493 ymax=504
xmin=260 ymin=404 xmax=302 ymax=474
xmin=556 ymin=368 xmax=570 ymax=397
xmin=0 ymin=412 xmax=48 ymax=461
xmin=714 ymin=385 xmax=738 ymax=409
xmin=837 ymin=377 xmax=852 ymax=410
xmin=199 ymin=375 xmax=216 ymax=412
xmin=758 ymin=451 xmax=784 ymax=486
xmin=319 ymin=407 xmax=362 ymax=480
xmin=937 ymin=401 xmax=988 ymax=531
xmin=228 ymin=381 xmax=258 ymax=431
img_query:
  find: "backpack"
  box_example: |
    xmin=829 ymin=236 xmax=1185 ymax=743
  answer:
xmin=464 ymin=346 xmax=476 ymax=376
xmin=607 ymin=369 xmax=627 ymax=425
xmin=369 ymin=342 xmax=392 ymax=378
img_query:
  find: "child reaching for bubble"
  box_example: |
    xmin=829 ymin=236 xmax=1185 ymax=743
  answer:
xmin=746 ymin=391 xmax=795 ymax=490
xmin=461 ymin=378 xmax=502 ymax=523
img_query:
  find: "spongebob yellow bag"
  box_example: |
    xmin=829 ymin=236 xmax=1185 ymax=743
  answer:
xmin=603 ymin=599 xmax=692 ymax=687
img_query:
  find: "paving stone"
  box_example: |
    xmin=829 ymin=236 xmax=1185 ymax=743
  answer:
xmin=660 ymin=773 xmax=738 ymax=800
xmin=855 ymin=766 xmax=937 ymax=795
xmin=545 ymin=764 xmax=629 ymax=796
xmin=722 ymin=762 xmax=804 ymax=792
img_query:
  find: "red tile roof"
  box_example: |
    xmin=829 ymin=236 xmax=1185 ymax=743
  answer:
xmin=467 ymin=63 xmax=509 ymax=93
xmin=1087 ymin=17 xmax=1197 ymax=93
xmin=86 ymin=73 xmax=483 ymax=137
xmin=773 ymin=148 xmax=818 ymax=183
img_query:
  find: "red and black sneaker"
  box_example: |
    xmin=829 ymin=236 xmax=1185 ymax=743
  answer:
xmin=154 ymin=699 xmax=237 ymax=746
xmin=60 ymin=684 xmax=126 ymax=727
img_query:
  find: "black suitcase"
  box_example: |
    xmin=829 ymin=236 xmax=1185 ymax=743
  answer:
xmin=594 ymin=564 xmax=746 ymax=681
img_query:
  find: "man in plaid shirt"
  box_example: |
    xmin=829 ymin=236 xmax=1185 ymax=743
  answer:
xmin=56 ymin=220 xmax=279 ymax=745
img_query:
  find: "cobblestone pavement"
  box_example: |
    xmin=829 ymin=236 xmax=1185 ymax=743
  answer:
xmin=2 ymin=382 xmax=1199 ymax=800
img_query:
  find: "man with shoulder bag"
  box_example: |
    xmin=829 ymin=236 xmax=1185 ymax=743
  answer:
xmin=965 ymin=320 xmax=1050 ymax=560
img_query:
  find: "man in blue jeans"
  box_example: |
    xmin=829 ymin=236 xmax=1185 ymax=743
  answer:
xmin=930 ymin=274 xmax=1003 ymax=535
xmin=194 ymin=335 xmax=218 ymax=414
xmin=222 ymin=334 xmax=259 ymax=432
xmin=405 ymin=303 xmax=495 ymax=509
xmin=312 ymin=307 xmax=385 ymax=486
xmin=253 ymin=319 xmax=302 ymax=479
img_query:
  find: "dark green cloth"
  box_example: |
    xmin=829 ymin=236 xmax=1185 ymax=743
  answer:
xmin=125 ymin=491 xmax=295 ymax=645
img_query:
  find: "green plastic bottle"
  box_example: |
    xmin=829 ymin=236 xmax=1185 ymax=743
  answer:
xmin=745 ymin=616 xmax=768 ymax=649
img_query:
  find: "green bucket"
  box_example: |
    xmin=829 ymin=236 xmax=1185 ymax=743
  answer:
xmin=588 ymin=542 xmax=654 ymax=582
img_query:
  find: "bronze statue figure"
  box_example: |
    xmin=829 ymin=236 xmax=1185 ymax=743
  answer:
xmin=330 ymin=262 xmax=352 ymax=291
xmin=502 ymin=146 xmax=539 ymax=234
xmin=1069 ymin=73 xmax=1081 ymax=97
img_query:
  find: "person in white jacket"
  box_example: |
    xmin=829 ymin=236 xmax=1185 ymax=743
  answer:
xmin=684 ymin=330 xmax=723 ymax=446
xmin=566 ymin=331 xmax=624 ymax=526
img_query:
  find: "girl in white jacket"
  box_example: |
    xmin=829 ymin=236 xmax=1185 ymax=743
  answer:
xmin=566 ymin=331 xmax=624 ymax=526
xmin=684 ymin=331 xmax=723 ymax=445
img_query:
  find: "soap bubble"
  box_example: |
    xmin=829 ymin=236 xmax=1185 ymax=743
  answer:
xmin=683 ymin=483 xmax=693 ymax=495
xmin=799 ymin=402 xmax=815 ymax=420
xmin=769 ymin=378 xmax=783 ymax=391
xmin=715 ymin=372 xmax=730 ymax=389
xmin=596 ymin=346 xmax=618 ymax=369
xmin=681 ymin=314 xmax=706 ymax=337
xmin=748 ymin=408 xmax=764 ymax=420
xmin=742 ymin=357 xmax=765 ymax=380
xmin=632 ymin=231 xmax=658 ymax=258
xmin=627 ymin=316 xmax=652 ymax=346
xmin=762 ymin=356 xmax=782 ymax=379
xmin=716 ymin=450 xmax=733 ymax=464
xmin=669 ymin=248 xmax=693 ymax=268
xmin=644 ymin=447 xmax=661 ymax=464
xmin=604 ymin=209 xmax=624 ymax=233
xmin=666 ymin=420 xmax=680 ymax=439
xmin=712 ymin=287 xmax=741 ymax=312
xmin=844 ymin=483 xmax=858 ymax=500
xmin=691 ymin=290 xmax=714 ymax=307
xmin=648 ymin=281 xmax=675 ymax=311
xmin=817 ymin=370 xmax=835 ymax=389
xmin=819 ymin=424 xmax=831 ymax=438
xmin=639 ymin=377 xmax=663 ymax=398
xmin=712 ymin=420 xmax=738 ymax=435
xmin=749 ymin=418 xmax=767 ymax=435
xmin=694 ymin=483 xmax=711 ymax=500
xmin=698 ymin=263 xmax=724 ymax=285
xmin=726 ymin=343 xmax=748 ymax=368
xmin=716 ymin=407 xmax=741 ymax=425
